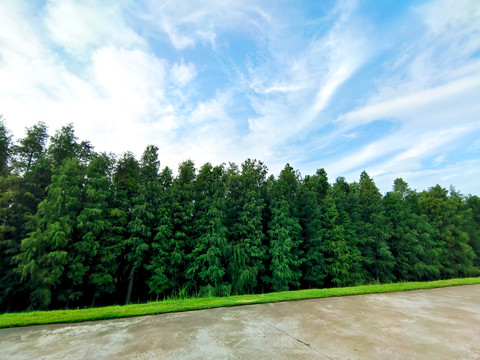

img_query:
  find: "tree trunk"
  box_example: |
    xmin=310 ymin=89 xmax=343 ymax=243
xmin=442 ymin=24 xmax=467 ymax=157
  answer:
xmin=91 ymin=293 xmax=97 ymax=308
xmin=125 ymin=268 xmax=135 ymax=305
xmin=27 ymin=152 xmax=34 ymax=171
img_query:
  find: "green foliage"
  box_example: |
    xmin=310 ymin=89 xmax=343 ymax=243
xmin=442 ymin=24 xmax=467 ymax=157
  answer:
xmin=384 ymin=180 xmax=442 ymax=281
xmin=420 ymin=186 xmax=478 ymax=278
xmin=13 ymin=122 xmax=49 ymax=172
xmin=0 ymin=116 xmax=12 ymax=174
xmin=266 ymin=164 xmax=304 ymax=291
xmin=146 ymin=167 xmax=174 ymax=298
xmin=466 ymin=195 xmax=480 ymax=267
xmin=112 ymin=152 xmax=140 ymax=303
xmin=356 ymin=171 xmax=395 ymax=283
xmin=297 ymin=169 xmax=329 ymax=288
xmin=47 ymin=123 xmax=81 ymax=167
xmin=322 ymin=191 xmax=362 ymax=287
xmin=169 ymin=160 xmax=196 ymax=294
xmin=0 ymin=174 xmax=21 ymax=309
xmin=77 ymin=153 xmax=119 ymax=305
xmin=0 ymin=123 xmax=52 ymax=311
xmin=0 ymin=121 xmax=479 ymax=311
xmin=227 ymin=159 xmax=267 ymax=294
xmin=15 ymin=158 xmax=85 ymax=308
xmin=267 ymin=196 xmax=303 ymax=291
xmin=188 ymin=163 xmax=229 ymax=296
xmin=125 ymin=146 xmax=161 ymax=303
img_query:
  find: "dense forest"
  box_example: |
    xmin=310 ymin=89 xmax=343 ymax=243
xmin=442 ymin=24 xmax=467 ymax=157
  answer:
xmin=1 ymin=118 xmax=479 ymax=312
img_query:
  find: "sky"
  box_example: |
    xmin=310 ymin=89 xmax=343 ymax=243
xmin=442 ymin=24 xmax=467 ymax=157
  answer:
xmin=1 ymin=0 xmax=479 ymax=195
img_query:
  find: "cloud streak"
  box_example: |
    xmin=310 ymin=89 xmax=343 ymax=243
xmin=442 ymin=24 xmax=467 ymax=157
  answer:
xmin=0 ymin=0 xmax=479 ymax=194
xmin=310 ymin=0 xmax=480 ymax=193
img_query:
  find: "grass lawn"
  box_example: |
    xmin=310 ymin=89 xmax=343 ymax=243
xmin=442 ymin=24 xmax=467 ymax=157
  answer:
xmin=1 ymin=277 xmax=479 ymax=329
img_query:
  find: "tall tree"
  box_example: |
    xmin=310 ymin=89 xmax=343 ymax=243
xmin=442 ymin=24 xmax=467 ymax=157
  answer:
xmin=15 ymin=158 xmax=85 ymax=308
xmin=168 ymin=160 xmax=196 ymax=296
xmin=267 ymin=196 xmax=303 ymax=291
xmin=186 ymin=163 xmax=229 ymax=297
xmin=146 ymin=166 xmax=174 ymax=299
xmin=298 ymin=169 xmax=329 ymax=288
xmin=265 ymin=164 xmax=304 ymax=291
xmin=47 ymin=123 xmax=81 ymax=167
xmin=13 ymin=122 xmax=49 ymax=173
xmin=0 ymin=118 xmax=17 ymax=309
xmin=0 ymin=116 xmax=12 ymax=174
xmin=465 ymin=195 xmax=480 ymax=267
xmin=328 ymin=177 xmax=364 ymax=284
xmin=420 ymin=186 xmax=477 ymax=278
xmin=356 ymin=172 xmax=395 ymax=283
xmin=226 ymin=159 xmax=267 ymax=294
xmin=322 ymin=190 xmax=362 ymax=287
xmin=0 ymin=123 xmax=52 ymax=311
xmin=112 ymin=152 xmax=140 ymax=303
xmin=76 ymin=153 xmax=119 ymax=306
xmin=384 ymin=179 xmax=442 ymax=281
xmin=124 ymin=146 xmax=161 ymax=304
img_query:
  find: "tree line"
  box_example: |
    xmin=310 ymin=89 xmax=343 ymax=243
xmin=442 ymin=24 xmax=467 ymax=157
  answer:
xmin=0 ymin=118 xmax=479 ymax=311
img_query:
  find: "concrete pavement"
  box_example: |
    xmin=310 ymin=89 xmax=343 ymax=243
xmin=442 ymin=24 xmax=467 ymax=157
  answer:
xmin=1 ymin=285 xmax=479 ymax=359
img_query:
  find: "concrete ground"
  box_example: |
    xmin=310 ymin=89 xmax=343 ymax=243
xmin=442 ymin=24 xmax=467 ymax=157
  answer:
xmin=1 ymin=285 xmax=479 ymax=360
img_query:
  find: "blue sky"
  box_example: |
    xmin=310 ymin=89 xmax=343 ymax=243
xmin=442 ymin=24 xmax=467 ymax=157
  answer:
xmin=1 ymin=0 xmax=479 ymax=194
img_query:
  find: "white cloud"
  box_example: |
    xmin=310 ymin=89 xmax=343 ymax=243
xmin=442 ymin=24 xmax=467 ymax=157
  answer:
xmin=1 ymin=0 xmax=479 ymax=196
xmin=44 ymin=0 xmax=143 ymax=57
xmin=0 ymin=2 xmax=183 ymax=159
xmin=337 ymin=72 xmax=480 ymax=130
xmin=323 ymin=73 xmax=480 ymax=189
xmin=158 ymin=91 xmax=244 ymax=170
xmin=0 ymin=1 xmax=241 ymax=172
xmin=373 ymin=0 xmax=480 ymax=99
xmin=91 ymin=47 xmax=166 ymax=102
xmin=315 ymin=0 xmax=480 ymax=194
xmin=240 ymin=0 xmax=372 ymax=172
xmin=372 ymin=158 xmax=480 ymax=195
xmin=419 ymin=0 xmax=480 ymax=36
xmin=170 ymin=61 xmax=197 ymax=87
xmin=371 ymin=126 xmax=472 ymax=176
xmin=0 ymin=1 xmax=79 ymax=135
xmin=144 ymin=0 xmax=272 ymax=49
xmin=310 ymin=2 xmax=369 ymax=116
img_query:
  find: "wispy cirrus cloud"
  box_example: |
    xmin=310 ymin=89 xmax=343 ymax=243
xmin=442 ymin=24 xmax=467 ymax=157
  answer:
xmin=0 ymin=0 xmax=479 ymax=194
xmin=337 ymin=73 xmax=480 ymax=131
xmin=239 ymin=0 xmax=372 ymax=172
xmin=141 ymin=0 xmax=272 ymax=50
xmin=310 ymin=0 xmax=480 ymax=192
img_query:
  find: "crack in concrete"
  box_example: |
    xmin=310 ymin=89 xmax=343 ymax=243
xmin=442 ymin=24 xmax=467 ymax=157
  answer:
xmin=257 ymin=316 xmax=334 ymax=359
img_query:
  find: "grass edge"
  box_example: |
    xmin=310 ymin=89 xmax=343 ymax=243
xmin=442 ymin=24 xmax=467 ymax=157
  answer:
xmin=1 ymin=277 xmax=479 ymax=329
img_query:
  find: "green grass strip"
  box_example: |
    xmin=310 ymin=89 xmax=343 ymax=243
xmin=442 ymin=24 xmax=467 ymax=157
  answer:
xmin=1 ymin=277 xmax=479 ymax=329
